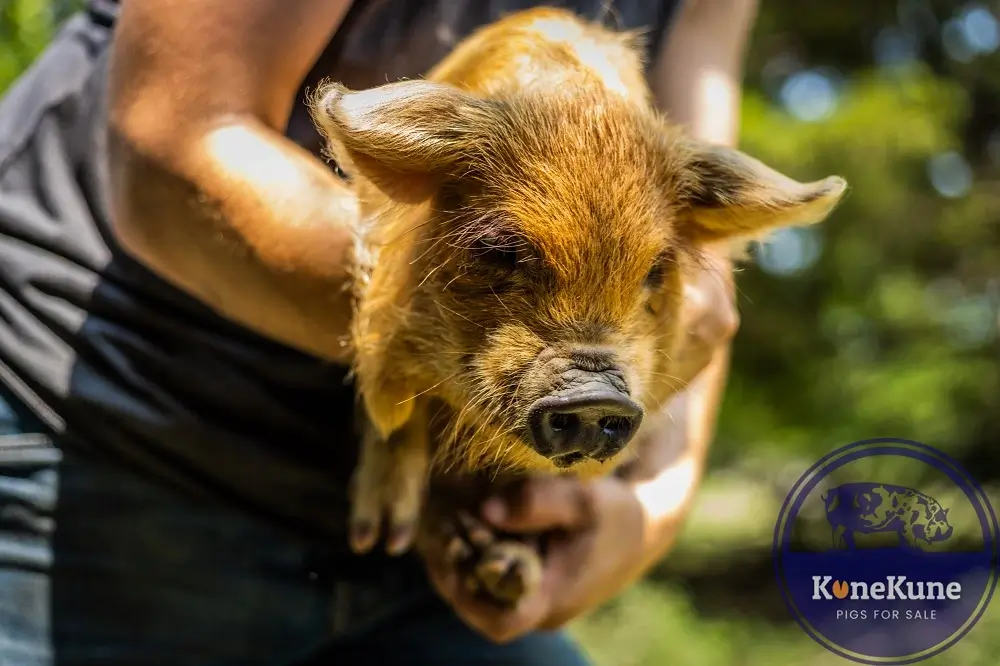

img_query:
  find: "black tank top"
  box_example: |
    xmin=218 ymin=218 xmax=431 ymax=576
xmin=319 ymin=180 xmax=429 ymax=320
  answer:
xmin=0 ymin=0 xmax=682 ymax=556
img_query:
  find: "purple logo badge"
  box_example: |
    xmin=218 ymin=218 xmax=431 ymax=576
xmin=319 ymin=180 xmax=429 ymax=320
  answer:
xmin=774 ymin=438 xmax=999 ymax=664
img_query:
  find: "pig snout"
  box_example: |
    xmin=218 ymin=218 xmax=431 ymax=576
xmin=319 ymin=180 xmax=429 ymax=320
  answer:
xmin=525 ymin=351 xmax=643 ymax=466
xmin=527 ymin=390 xmax=642 ymax=465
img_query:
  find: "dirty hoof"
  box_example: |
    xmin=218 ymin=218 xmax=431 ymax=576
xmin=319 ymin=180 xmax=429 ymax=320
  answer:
xmin=443 ymin=511 xmax=543 ymax=607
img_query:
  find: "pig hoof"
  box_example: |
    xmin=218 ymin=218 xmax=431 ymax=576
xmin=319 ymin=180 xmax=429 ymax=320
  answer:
xmin=386 ymin=522 xmax=417 ymax=556
xmin=348 ymin=495 xmax=420 ymax=556
xmin=474 ymin=541 xmax=541 ymax=605
xmin=349 ymin=519 xmax=379 ymax=555
xmin=348 ymin=449 xmax=425 ymax=556
xmin=447 ymin=511 xmax=543 ymax=607
xmin=348 ymin=467 xmax=383 ymax=554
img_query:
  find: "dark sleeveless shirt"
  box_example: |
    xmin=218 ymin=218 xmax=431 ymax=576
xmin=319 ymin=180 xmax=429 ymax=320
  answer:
xmin=0 ymin=0 xmax=682 ymax=556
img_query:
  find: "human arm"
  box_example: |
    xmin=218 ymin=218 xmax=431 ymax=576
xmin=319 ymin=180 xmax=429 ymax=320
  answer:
xmin=624 ymin=0 xmax=762 ymax=563
xmin=106 ymin=0 xmax=358 ymax=362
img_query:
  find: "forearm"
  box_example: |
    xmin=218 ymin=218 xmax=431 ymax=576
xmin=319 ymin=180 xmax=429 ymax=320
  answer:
xmin=624 ymin=347 xmax=730 ymax=569
xmin=620 ymin=0 xmax=759 ymax=566
xmin=106 ymin=0 xmax=358 ymax=362
xmin=651 ymin=0 xmax=759 ymax=146
xmin=108 ymin=117 xmax=358 ymax=362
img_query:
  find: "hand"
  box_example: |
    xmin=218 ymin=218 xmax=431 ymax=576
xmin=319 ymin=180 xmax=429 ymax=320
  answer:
xmin=424 ymin=475 xmax=648 ymax=643
xmin=673 ymin=249 xmax=739 ymax=387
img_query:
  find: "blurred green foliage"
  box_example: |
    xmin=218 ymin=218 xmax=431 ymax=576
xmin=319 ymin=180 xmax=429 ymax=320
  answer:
xmin=2 ymin=0 xmax=998 ymax=664
xmin=0 ymin=0 xmax=71 ymax=91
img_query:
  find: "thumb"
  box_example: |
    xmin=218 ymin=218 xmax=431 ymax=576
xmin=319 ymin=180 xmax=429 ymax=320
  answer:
xmin=482 ymin=477 xmax=597 ymax=533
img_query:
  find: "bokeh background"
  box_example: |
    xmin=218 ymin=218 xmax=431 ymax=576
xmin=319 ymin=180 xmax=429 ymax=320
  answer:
xmin=2 ymin=0 xmax=999 ymax=664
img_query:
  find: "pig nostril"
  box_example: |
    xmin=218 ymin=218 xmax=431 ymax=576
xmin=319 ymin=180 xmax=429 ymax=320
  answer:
xmin=548 ymin=413 xmax=578 ymax=432
xmin=599 ymin=415 xmax=634 ymax=438
xmin=527 ymin=392 xmax=644 ymax=461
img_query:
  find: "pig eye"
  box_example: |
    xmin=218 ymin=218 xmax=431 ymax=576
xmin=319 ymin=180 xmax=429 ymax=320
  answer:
xmin=472 ymin=234 xmax=522 ymax=271
xmin=644 ymin=254 xmax=670 ymax=289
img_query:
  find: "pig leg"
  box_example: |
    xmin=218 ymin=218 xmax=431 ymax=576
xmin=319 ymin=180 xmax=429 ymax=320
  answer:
xmin=900 ymin=524 xmax=926 ymax=550
xmin=457 ymin=512 xmax=544 ymax=608
xmin=349 ymin=394 xmax=431 ymax=555
xmin=418 ymin=505 xmax=543 ymax=609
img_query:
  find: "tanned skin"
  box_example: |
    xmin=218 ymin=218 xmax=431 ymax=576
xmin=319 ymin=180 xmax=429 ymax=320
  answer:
xmin=107 ymin=0 xmax=357 ymax=363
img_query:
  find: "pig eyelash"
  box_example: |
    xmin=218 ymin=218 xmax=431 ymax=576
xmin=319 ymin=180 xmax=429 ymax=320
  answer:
xmin=471 ymin=233 xmax=528 ymax=271
xmin=644 ymin=252 xmax=672 ymax=289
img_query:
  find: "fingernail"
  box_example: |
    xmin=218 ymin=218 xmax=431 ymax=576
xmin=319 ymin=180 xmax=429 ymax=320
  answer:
xmin=482 ymin=498 xmax=506 ymax=523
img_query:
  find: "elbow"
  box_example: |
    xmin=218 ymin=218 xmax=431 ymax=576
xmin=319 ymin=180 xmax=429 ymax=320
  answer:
xmin=105 ymin=118 xmax=161 ymax=258
xmin=104 ymin=111 xmax=201 ymax=282
xmin=104 ymin=76 xmax=237 ymax=270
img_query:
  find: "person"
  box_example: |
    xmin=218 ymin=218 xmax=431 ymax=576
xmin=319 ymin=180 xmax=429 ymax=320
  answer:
xmin=0 ymin=0 xmax=756 ymax=663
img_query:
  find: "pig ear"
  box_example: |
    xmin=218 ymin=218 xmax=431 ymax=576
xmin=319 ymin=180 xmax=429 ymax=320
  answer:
xmin=309 ymin=80 xmax=493 ymax=204
xmin=681 ymin=143 xmax=847 ymax=244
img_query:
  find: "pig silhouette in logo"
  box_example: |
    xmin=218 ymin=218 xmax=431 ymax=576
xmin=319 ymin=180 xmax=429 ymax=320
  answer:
xmin=822 ymin=483 xmax=954 ymax=550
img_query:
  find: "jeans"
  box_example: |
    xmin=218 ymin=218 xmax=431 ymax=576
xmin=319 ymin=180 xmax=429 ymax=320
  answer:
xmin=0 ymin=382 xmax=591 ymax=665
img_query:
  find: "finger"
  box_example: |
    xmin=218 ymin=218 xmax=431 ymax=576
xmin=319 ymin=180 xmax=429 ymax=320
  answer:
xmin=425 ymin=556 xmax=463 ymax=607
xmin=688 ymin=246 xmax=735 ymax=298
xmin=482 ymin=476 xmax=597 ymax=533
xmin=421 ymin=525 xmax=482 ymax=605
xmin=688 ymin=288 xmax=739 ymax=348
xmin=681 ymin=263 xmax=738 ymax=331
xmin=672 ymin=274 xmax=739 ymax=386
